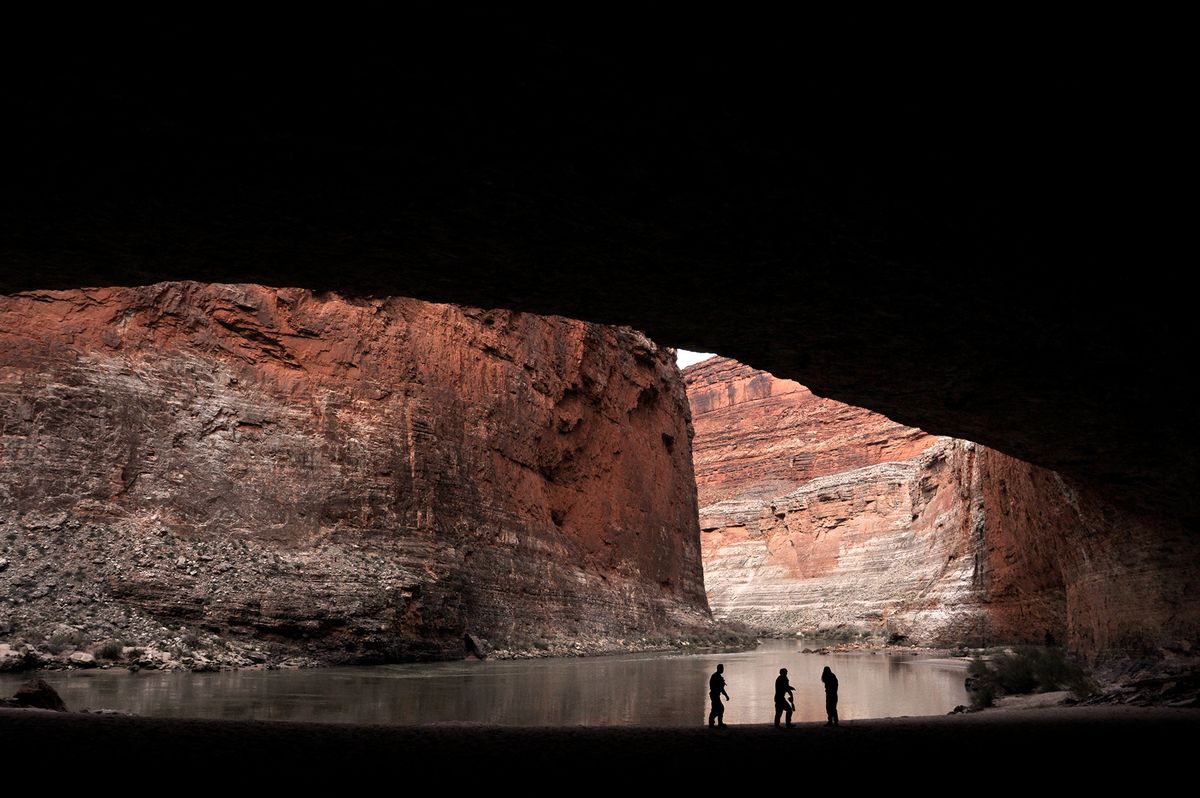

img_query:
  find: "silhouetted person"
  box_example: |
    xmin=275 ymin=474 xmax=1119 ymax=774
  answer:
xmin=709 ymin=663 xmax=730 ymax=728
xmin=774 ymin=667 xmax=795 ymax=728
xmin=1044 ymin=629 xmax=1056 ymax=647
xmin=821 ymin=666 xmax=839 ymax=726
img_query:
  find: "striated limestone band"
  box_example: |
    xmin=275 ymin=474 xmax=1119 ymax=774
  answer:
xmin=0 ymin=283 xmax=712 ymax=666
xmin=699 ymin=438 xmax=988 ymax=644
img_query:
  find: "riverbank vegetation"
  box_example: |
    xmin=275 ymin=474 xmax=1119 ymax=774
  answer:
xmin=966 ymin=646 xmax=1095 ymax=708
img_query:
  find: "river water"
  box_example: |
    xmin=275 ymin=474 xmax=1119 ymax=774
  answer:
xmin=1 ymin=640 xmax=968 ymax=726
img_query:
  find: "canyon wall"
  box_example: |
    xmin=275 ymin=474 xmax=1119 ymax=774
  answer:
xmin=977 ymin=450 xmax=1198 ymax=659
xmin=687 ymin=357 xmax=1199 ymax=659
xmin=0 ymin=282 xmax=711 ymax=665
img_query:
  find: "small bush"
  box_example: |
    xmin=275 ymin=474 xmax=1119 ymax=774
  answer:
xmin=966 ymin=656 xmax=995 ymax=708
xmin=45 ymin=631 xmax=86 ymax=654
xmin=994 ymin=648 xmax=1039 ymax=694
xmin=968 ymin=646 xmax=1095 ymax=705
xmin=97 ymin=640 xmax=124 ymax=660
xmin=183 ymin=633 xmax=202 ymax=649
xmin=1028 ymin=645 xmax=1096 ymax=696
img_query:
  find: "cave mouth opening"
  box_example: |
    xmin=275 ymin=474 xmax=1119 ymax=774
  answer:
xmin=680 ymin=352 xmax=1069 ymax=653
xmin=0 ymin=281 xmax=1193 ymax=678
xmin=675 ymin=350 xmax=718 ymax=369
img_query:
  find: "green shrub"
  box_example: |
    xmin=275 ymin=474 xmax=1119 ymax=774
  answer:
xmin=1025 ymin=645 xmax=1096 ymax=696
xmin=45 ymin=630 xmax=86 ymax=654
xmin=993 ymin=647 xmax=1039 ymax=694
xmin=97 ymin=640 xmax=124 ymax=660
xmin=966 ymin=656 xmax=995 ymax=708
xmin=970 ymin=646 xmax=1095 ymax=703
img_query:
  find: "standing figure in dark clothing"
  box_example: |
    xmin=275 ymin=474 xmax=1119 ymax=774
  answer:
xmin=709 ymin=663 xmax=730 ymax=728
xmin=774 ymin=668 xmax=795 ymax=728
xmin=821 ymin=665 xmax=839 ymax=726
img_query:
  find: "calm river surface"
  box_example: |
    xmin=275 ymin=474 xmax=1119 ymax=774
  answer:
xmin=1 ymin=640 xmax=967 ymax=726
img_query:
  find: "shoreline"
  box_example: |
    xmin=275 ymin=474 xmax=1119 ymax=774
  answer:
xmin=0 ymin=628 xmax=761 ymax=675
xmin=0 ymin=633 xmax=1122 ymax=675
xmin=0 ymin=637 xmax=965 ymax=677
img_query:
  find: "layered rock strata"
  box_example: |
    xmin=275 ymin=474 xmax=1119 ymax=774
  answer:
xmin=0 ymin=282 xmax=711 ymax=665
xmin=687 ymin=357 xmax=1199 ymax=658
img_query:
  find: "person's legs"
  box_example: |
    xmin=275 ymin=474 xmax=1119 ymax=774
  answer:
xmin=784 ymin=706 xmax=794 ymax=727
xmin=774 ymin=704 xmax=783 ymax=727
xmin=710 ymin=696 xmax=726 ymax=727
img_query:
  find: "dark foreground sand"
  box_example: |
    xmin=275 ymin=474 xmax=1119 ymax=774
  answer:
xmin=2 ymin=705 xmax=1193 ymax=786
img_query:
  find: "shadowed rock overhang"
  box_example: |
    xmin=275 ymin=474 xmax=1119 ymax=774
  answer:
xmin=1 ymin=27 xmax=1192 ymax=524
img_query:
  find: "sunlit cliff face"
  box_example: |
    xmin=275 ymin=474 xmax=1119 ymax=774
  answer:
xmin=0 ymin=283 xmax=711 ymax=664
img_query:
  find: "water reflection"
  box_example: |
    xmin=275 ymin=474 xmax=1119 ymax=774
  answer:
xmin=0 ymin=640 xmax=967 ymax=726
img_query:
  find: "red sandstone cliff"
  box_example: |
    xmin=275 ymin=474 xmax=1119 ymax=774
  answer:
xmin=0 ymin=283 xmax=712 ymax=665
xmin=687 ymin=357 xmax=1199 ymax=659
xmin=688 ymin=357 xmax=935 ymax=506
xmin=687 ymin=357 xmax=975 ymax=642
xmin=976 ymin=450 xmax=1198 ymax=659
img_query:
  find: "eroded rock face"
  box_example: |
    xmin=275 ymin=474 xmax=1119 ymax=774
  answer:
xmin=687 ymin=357 xmax=1200 ymax=658
xmin=0 ymin=283 xmax=710 ymax=663
xmin=701 ymin=441 xmax=996 ymax=643
xmin=688 ymin=357 xmax=935 ymax=508
xmin=687 ymin=358 xmax=976 ymax=642
xmin=977 ymin=450 xmax=1199 ymax=659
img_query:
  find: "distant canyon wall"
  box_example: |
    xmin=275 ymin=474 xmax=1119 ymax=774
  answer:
xmin=686 ymin=357 xmax=1198 ymax=659
xmin=0 ymin=283 xmax=711 ymax=663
